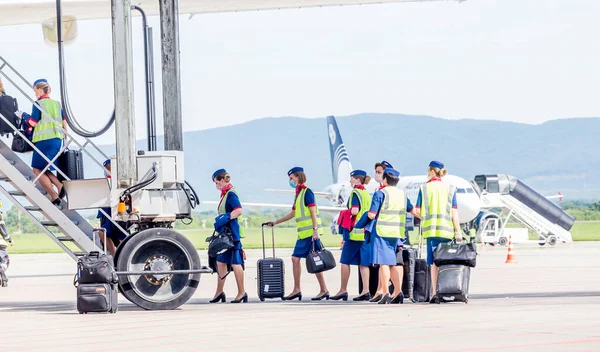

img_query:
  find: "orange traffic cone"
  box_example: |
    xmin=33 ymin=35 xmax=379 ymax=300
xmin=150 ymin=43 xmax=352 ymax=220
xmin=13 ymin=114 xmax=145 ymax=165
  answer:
xmin=505 ymin=235 xmax=518 ymax=264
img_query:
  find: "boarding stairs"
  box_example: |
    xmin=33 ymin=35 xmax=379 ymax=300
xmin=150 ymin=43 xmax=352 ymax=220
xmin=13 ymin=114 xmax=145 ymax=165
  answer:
xmin=0 ymin=55 xmax=118 ymax=260
xmin=480 ymin=192 xmax=573 ymax=245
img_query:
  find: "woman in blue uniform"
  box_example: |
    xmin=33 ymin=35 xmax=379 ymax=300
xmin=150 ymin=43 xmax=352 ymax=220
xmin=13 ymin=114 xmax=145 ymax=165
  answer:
xmin=330 ymin=170 xmax=373 ymax=302
xmin=265 ymin=167 xmax=330 ymax=301
xmin=355 ymin=167 xmax=419 ymax=304
xmin=210 ymin=169 xmax=247 ymax=304
xmin=96 ymin=159 xmax=127 ymax=255
xmin=17 ymin=79 xmax=66 ymax=205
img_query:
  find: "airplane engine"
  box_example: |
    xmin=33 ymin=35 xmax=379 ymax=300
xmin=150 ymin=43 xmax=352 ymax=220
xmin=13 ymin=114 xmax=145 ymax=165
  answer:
xmin=42 ymin=15 xmax=78 ymax=47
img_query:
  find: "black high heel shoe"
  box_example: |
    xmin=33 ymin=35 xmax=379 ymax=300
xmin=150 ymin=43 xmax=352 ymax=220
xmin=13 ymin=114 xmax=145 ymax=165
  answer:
xmin=391 ymin=292 xmax=404 ymax=304
xmin=369 ymin=294 xmax=383 ymax=303
xmin=231 ymin=293 xmax=248 ymax=303
xmin=377 ymin=293 xmax=392 ymax=305
xmin=209 ymin=292 xmax=226 ymax=303
xmin=282 ymin=292 xmax=302 ymax=301
xmin=330 ymin=292 xmax=348 ymax=301
xmin=353 ymin=292 xmax=372 ymax=302
xmin=311 ymin=292 xmax=330 ymax=301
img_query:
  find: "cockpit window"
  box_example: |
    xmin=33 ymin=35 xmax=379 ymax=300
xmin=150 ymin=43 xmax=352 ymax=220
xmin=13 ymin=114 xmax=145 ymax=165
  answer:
xmin=466 ymin=188 xmax=475 ymax=193
xmin=456 ymin=188 xmax=466 ymax=193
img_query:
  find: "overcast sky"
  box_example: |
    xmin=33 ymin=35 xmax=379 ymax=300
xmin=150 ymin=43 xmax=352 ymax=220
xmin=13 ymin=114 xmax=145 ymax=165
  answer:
xmin=1 ymin=0 xmax=598 ymax=145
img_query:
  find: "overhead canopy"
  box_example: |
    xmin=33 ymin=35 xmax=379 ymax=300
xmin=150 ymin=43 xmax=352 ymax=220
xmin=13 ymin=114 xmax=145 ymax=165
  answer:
xmin=0 ymin=0 xmax=461 ymax=26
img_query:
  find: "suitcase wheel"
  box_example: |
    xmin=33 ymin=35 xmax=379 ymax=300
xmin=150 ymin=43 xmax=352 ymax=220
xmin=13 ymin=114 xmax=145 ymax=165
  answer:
xmin=259 ymin=297 xmax=265 ymax=302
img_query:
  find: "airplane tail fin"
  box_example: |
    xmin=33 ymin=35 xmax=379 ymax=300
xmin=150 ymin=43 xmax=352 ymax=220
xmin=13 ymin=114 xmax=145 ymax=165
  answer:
xmin=327 ymin=116 xmax=352 ymax=184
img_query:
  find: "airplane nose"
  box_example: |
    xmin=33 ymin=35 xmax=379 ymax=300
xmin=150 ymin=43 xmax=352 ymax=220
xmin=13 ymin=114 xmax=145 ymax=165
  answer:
xmin=456 ymin=194 xmax=481 ymax=223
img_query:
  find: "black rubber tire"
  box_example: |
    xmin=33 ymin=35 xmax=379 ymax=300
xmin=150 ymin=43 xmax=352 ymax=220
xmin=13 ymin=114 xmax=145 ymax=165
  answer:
xmin=116 ymin=228 xmax=201 ymax=310
xmin=113 ymin=231 xmax=137 ymax=268
xmin=548 ymin=236 xmax=557 ymax=246
xmin=538 ymin=235 xmax=546 ymax=246
xmin=497 ymin=237 xmax=508 ymax=246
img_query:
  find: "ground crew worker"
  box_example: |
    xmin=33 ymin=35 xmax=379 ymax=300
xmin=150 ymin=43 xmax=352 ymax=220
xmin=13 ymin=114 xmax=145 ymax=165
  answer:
xmin=265 ymin=167 xmax=330 ymax=301
xmin=414 ymin=160 xmax=462 ymax=304
xmin=0 ymin=201 xmax=14 ymax=287
xmin=330 ymin=170 xmax=373 ymax=302
xmin=15 ymin=79 xmax=66 ymax=206
xmin=355 ymin=168 xmax=418 ymax=304
xmin=210 ymin=169 xmax=247 ymax=304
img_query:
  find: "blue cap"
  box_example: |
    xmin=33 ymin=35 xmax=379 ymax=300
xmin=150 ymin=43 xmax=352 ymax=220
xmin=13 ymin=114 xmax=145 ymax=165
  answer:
xmin=350 ymin=169 xmax=367 ymax=177
xmin=212 ymin=168 xmax=226 ymax=181
xmin=33 ymin=78 xmax=47 ymax=88
xmin=381 ymin=160 xmax=393 ymax=169
xmin=384 ymin=168 xmax=400 ymax=177
xmin=288 ymin=167 xmax=304 ymax=176
xmin=103 ymin=159 xmax=111 ymax=167
xmin=429 ymin=160 xmax=444 ymax=169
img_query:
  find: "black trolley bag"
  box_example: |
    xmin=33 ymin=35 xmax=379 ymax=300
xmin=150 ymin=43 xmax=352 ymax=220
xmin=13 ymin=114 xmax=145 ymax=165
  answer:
xmin=412 ymin=229 xmax=432 ymax=303
xmin=75 ymin=228 xmax=118 ymax=314
xmin=58 ymin=148 xmax=84 ymax=182
xmin=434 ymin=240 xmax=475 ymax=304
xmin=257 ymin=225 xmax=285 ymax=301
xmin=401 ymin=246 xmax=418 ymax=299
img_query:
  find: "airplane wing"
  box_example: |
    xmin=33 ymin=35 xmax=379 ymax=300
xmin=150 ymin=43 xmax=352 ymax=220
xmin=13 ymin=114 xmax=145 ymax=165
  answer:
xmin=265 ymin=189 xmax=333 ymax=198
xmin=199 ymin=200 xmax=344 ymax=213
xmin=0 ymin=0 xmax=464 ymax=27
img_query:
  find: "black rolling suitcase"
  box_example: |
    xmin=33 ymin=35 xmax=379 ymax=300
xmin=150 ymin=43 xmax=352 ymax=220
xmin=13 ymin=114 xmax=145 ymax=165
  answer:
xmin=358 ymin=265 xmax=381 ymax=296
xmin=402 ymin=247 xmax=418 ymax=298
xmin=77 ymin=283 xmax=118 ymax=314
xmin=257 ymin=225 xmax=285 ymax=301
xmin=58 ymin=149 xmax=84 ymax=181
xmin=436 ymin=264 xmax=471 ymax=303
xmin=75 ymin=229 xmax=118 ymax=314
xmin=412 ymin=230 xmax=431 ymax=303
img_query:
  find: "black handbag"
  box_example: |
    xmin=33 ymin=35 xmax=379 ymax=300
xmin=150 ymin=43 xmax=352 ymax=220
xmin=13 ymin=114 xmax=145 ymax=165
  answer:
xmin=433 ymin=241 xmax=477 ymax=268
xmin=11 ymin=132 xmax=33 ymax=153
xmin=206 ymin=228 xmax=235 ymax=258
xmin=306 ymin=240 xmax=337 ymax=274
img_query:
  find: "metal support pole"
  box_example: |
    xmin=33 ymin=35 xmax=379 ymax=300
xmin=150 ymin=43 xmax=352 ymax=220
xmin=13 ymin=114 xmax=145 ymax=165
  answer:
xmin=132 ymin=5 xmax=158 ymax=152
xmin=159 ymin=0 xmax=183 ymax=151
xmin=111 ymin=0 xmax=137 ymax=187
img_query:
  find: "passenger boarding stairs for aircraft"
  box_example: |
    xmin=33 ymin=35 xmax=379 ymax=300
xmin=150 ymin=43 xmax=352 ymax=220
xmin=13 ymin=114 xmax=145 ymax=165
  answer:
xmin=476 ymin=174 xmax=574 ymax=245
xmin=0 ymin=55 xmax=116 ymax=260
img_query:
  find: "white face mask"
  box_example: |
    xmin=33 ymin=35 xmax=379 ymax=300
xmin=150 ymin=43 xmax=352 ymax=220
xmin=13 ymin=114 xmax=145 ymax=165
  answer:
xmin=215 ymin=183 xmax=223 ymax=191
xmin=374 ymin=174 xmax=382 ymax=183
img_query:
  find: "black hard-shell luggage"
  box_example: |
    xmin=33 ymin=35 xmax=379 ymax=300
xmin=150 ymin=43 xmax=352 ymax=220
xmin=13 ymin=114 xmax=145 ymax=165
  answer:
xmin=436 ymin=264 xmax=470 ymax=303
xmin=257 ymin=225 xmax=285 ymax=301
xmin=77 ymin=283 xmax=118 ymax=314
xmin=402 ymin=247 xmax=418 ymax=298
xmin=412 ymin=259 xmax=431 ymax=302
xmin=0 ymin=94 xmax=19 ymax=134
xmin=58 ymin=149 xmax=84 ymax=181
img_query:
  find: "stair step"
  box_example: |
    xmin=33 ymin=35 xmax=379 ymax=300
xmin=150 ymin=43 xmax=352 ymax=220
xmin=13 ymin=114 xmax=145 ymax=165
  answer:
xmin=25 ymin=206 xmax=42 ymax=212
xmin=41 ymin=220 xmax=79 ymax=226
xmin=56 ymin=236 xmax=74 ymax=242
xmin=8 ymin=190 xmax=26 ymax=196
xmin=73 ymin=252 xmax=88 ymax=257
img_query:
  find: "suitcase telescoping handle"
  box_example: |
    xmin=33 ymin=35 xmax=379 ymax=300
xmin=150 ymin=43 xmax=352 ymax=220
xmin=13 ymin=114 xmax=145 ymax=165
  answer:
xmin=261 ymin=224 xmax=276 ymax=259
xmin=92 ymin=227 xmax=107 ymax=255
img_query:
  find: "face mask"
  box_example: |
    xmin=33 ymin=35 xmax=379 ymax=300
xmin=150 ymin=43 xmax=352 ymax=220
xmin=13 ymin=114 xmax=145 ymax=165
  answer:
xmin=289 ymin=180 xmax=296 ymax=189
xmin=216 ymin=183 xmax=223 ymax=191
xmin=374 ymin=174 xmax=382 ymax=183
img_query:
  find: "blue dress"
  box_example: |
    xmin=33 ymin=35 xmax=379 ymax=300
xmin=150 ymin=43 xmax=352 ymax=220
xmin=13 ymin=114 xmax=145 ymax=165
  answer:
xmin=340 ymin=192 xmax=370 ymax=266
xmin=216 ymin=189 xmax=244 ymax=266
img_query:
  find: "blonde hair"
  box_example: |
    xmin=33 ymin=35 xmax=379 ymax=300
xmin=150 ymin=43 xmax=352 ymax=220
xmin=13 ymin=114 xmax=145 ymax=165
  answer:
xmin=35 ymin=81 xmax=51 ymax=95
xmin=293 ymin=171 xmax=307 ymax=185
xmin=215 ymin=172 xmax=231 ymax=183
xmin=429 ymin=166 xmax=447 ymax=177
xmin=0 ymin=79 xmax=5 ymax=94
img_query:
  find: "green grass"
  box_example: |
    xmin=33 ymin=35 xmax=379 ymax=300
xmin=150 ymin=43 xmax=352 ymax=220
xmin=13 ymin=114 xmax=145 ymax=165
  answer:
xmin=6 ymin=222 xmax=600 ymax=254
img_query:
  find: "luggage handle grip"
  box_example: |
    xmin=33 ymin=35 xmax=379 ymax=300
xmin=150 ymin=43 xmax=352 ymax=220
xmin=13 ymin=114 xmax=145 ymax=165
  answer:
xmin=261 ymin=224 xmax=276 ymax=259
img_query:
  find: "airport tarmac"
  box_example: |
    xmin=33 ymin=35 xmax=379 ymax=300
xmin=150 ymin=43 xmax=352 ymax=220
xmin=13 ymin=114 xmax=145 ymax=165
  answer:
xmin=1 ymin=241 xmax=599 ymax=352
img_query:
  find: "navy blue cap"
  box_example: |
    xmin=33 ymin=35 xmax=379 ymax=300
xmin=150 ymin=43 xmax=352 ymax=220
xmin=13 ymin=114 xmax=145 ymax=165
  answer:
xmin=350 ymin=169 xmax=367 ymax=177
xmin=381 ymin=160 xmax=393 ymax=169
xmin=384 ymin=168 xmax=400 ymax=177
xmin=212 ymin=168 xmax=226 ymax=181
xmin=33 ymin=78 xmax=47 ymax=88
xmin=103 ymin=159 xmax=111 ymax=167
xmin=429 ymin=160 xmax=444 ymax=169
xmin=288 ymin=167 xmax=304 ymax=176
